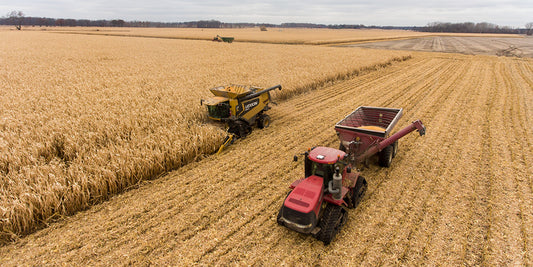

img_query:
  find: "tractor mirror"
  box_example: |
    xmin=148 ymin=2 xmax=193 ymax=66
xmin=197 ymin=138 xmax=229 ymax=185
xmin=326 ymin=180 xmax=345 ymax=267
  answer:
xmin=293 ymin=155 xmax=298 ymax=162
xmin=346 ymin=167 xmax=351 ymax=173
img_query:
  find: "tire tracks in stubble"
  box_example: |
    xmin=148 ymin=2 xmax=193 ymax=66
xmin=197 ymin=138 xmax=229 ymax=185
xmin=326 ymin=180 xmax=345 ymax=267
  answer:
xmin=480 ymin=58 xmax=532 ymax=265
xmin=391 ymin=58 xmax=486 ymax=265
xmin=342 ymin=55 xmax=475 ymax=265
xmin=193 ymin=56 xmax=454 ymax=265
xmin=493 ymin=58 xmax=532 ymax=265
xmin=215 ymin=55 xmax=469 ymax=266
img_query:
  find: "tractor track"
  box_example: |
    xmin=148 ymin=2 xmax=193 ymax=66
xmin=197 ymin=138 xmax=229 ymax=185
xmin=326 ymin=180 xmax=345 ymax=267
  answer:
xmin=347 ymin=57 xmax=472 ymax=265
xmin=417 ymin=59 xmax=489 ymax=265
xmin=497 ymin=60 xmax=533 ymax=265
xmin=483 ymin=60 xmax=527 ymax=265
xmin=1 ymin=54 xmax=532 ymax=265
xmin=384 ymin=60 xmax=482 ymax=265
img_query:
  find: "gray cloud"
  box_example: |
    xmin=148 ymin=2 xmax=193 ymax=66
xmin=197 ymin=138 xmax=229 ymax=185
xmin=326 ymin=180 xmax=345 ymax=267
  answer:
xmin=2 ymin=0 xmax=531 ymax=27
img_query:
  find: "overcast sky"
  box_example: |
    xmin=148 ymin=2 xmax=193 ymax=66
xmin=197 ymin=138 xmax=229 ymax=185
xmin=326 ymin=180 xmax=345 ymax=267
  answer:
xmin=1 ymin=0 xmax=531 ymax=27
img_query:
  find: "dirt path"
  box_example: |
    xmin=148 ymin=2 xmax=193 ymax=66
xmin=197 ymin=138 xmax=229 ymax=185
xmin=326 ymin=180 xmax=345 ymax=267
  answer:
xmin=1 ymin=53 xmax=531 ymax=265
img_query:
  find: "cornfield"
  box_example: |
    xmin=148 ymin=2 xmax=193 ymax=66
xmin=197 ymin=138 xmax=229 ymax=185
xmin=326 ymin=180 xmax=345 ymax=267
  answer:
xmin=0 ymin=30 xmax=411 ymax=242
xmin=35 ymin=27 xmax=432 ymax=45
xmin=1 ymin=29 xmax=531 ymax=266
xmin=2 ymin=51 xmax=531 ymax=266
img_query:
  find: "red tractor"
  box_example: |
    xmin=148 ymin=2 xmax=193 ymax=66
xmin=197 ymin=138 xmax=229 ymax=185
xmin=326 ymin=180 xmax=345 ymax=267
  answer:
xmin=277 ymin=106 xmax=426 ymax=244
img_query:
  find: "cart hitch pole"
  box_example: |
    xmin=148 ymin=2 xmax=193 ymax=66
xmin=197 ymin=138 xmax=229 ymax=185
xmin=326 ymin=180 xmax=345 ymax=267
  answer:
xmin=356 ymin=120 xmax=426 ymax=162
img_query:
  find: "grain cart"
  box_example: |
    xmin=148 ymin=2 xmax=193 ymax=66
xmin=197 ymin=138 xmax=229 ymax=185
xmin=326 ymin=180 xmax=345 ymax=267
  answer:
xmin=277 ymin=106 xmax=425 ymax=245
xmin=201 ymin=84 xmax=282 ymax=153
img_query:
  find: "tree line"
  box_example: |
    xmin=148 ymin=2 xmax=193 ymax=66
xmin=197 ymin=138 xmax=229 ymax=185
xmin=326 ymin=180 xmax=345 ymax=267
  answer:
xmin=419 ymin=22 xmax=530 ymax=34
xmin=2 ymin=11 xmax=532 ymax=35
xmin=0 ymin=15 xmax=364 ymax=29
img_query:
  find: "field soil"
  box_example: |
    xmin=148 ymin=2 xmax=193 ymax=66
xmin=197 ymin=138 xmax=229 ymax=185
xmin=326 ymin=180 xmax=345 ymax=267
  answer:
xmin=345 ymin=36 xmax=533 ymax=57
xmin=1 ymin=53 xmax=531 ymax=265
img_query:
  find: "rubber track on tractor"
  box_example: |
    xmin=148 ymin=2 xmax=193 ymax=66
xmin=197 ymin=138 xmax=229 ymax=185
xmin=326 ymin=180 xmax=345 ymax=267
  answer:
xmin=315 ymin=204 xmax=347 ymax=245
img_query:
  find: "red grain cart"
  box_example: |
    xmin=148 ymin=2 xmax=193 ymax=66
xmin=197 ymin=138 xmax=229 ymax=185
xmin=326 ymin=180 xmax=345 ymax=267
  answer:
xmin=335 ymin=106 xmax=425 ymax=167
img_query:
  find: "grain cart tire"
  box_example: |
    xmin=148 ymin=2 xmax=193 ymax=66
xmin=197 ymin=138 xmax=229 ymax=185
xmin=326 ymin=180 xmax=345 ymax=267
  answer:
xmin=392 ymin=141 xmax=398 ymax=158
xmin=316 ymin=204 xmax=346 ymax=245
xmin=257 ymin=114 xmax=271 ymax=129
xmin=338 ymin=142 xmax=346 ymax=152
xmin=351 ymin=176 xmax=367 ymax=208
xmin=378 ymin=145 xmax=394 ymax=167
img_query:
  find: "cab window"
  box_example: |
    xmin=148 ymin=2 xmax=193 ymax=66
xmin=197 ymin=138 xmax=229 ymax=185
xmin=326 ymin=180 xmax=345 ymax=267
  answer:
xmin=207 ymin=102 xmax=230 ymax=119
xmin=308 ymin=161 xmax=332 ymax=178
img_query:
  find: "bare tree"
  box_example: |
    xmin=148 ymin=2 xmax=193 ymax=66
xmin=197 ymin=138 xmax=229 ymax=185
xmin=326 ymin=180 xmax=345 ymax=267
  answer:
xmin=526 ymin=22 xmax=533 ymax=36
xmin=7 ymin=11 xmax=24 ymax=30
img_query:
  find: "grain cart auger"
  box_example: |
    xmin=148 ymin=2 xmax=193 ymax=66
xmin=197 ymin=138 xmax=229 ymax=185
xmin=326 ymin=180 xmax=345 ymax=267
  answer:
xmin=277 ymin=106 xmax=426 ymax=245
xmin=201 ymin=84 xmax=282 ymax=154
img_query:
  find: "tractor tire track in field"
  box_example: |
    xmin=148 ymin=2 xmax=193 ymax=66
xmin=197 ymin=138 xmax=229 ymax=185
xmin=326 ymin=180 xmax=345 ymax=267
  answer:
xmin=1 ymin=54 xmax=532 ymax=266
xmin=484 ymin=59 xmax=533 ymax=265
xmin=343 ymin=56 xmax=474 ymax=265
xmin=195 ymin=56 xmax=454 ymax=265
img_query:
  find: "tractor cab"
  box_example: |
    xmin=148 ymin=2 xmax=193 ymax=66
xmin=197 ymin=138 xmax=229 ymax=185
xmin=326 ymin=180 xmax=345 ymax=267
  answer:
xmin=305 ymin=147 xmax=347 ymax=187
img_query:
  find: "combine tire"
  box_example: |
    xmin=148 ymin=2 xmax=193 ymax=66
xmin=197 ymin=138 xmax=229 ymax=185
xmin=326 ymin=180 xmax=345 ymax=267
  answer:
xmin=378 ymin=145 xmax=394 ymax=167
xmin=228 ymin=120 xmax=251 ymax=138
xmin=257 ymin=114 xmax=271 ymax=129
xmin=351 ymin=176 xmax=367 ymax=208
xmin=315 ymin=204 xmax=346 ymax=245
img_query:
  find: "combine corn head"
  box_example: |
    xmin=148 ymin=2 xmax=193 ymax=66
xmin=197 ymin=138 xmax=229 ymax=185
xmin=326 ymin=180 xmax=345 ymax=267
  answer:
xmin=201 ymin=84 xmax=282 ymax=153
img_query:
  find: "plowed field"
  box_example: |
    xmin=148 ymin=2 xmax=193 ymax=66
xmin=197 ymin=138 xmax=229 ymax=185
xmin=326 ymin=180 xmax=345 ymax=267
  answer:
xmin=1 ymin=52 xmax=531 ymax=265
xmin=347 ymin=36 xmax=533 ymax=57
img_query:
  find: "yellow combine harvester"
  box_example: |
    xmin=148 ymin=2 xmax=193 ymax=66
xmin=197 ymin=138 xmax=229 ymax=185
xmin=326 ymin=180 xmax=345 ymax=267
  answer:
xmin=201 ymin=84 xmax=282 ymax=153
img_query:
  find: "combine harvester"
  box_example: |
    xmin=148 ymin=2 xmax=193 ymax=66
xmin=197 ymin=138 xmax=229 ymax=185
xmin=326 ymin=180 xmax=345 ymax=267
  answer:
xmin=212 ymin=35 xmax=234 ymax=43
xmin=201 ymin=84 xmax=282 ymax=153
xmin=277 ymin=106 xmax=426 ymax=245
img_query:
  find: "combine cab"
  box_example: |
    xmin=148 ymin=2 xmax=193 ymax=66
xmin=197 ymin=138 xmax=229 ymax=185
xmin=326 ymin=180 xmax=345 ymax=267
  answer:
xmin=202 ymin=84 xmax=281 ymax=153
